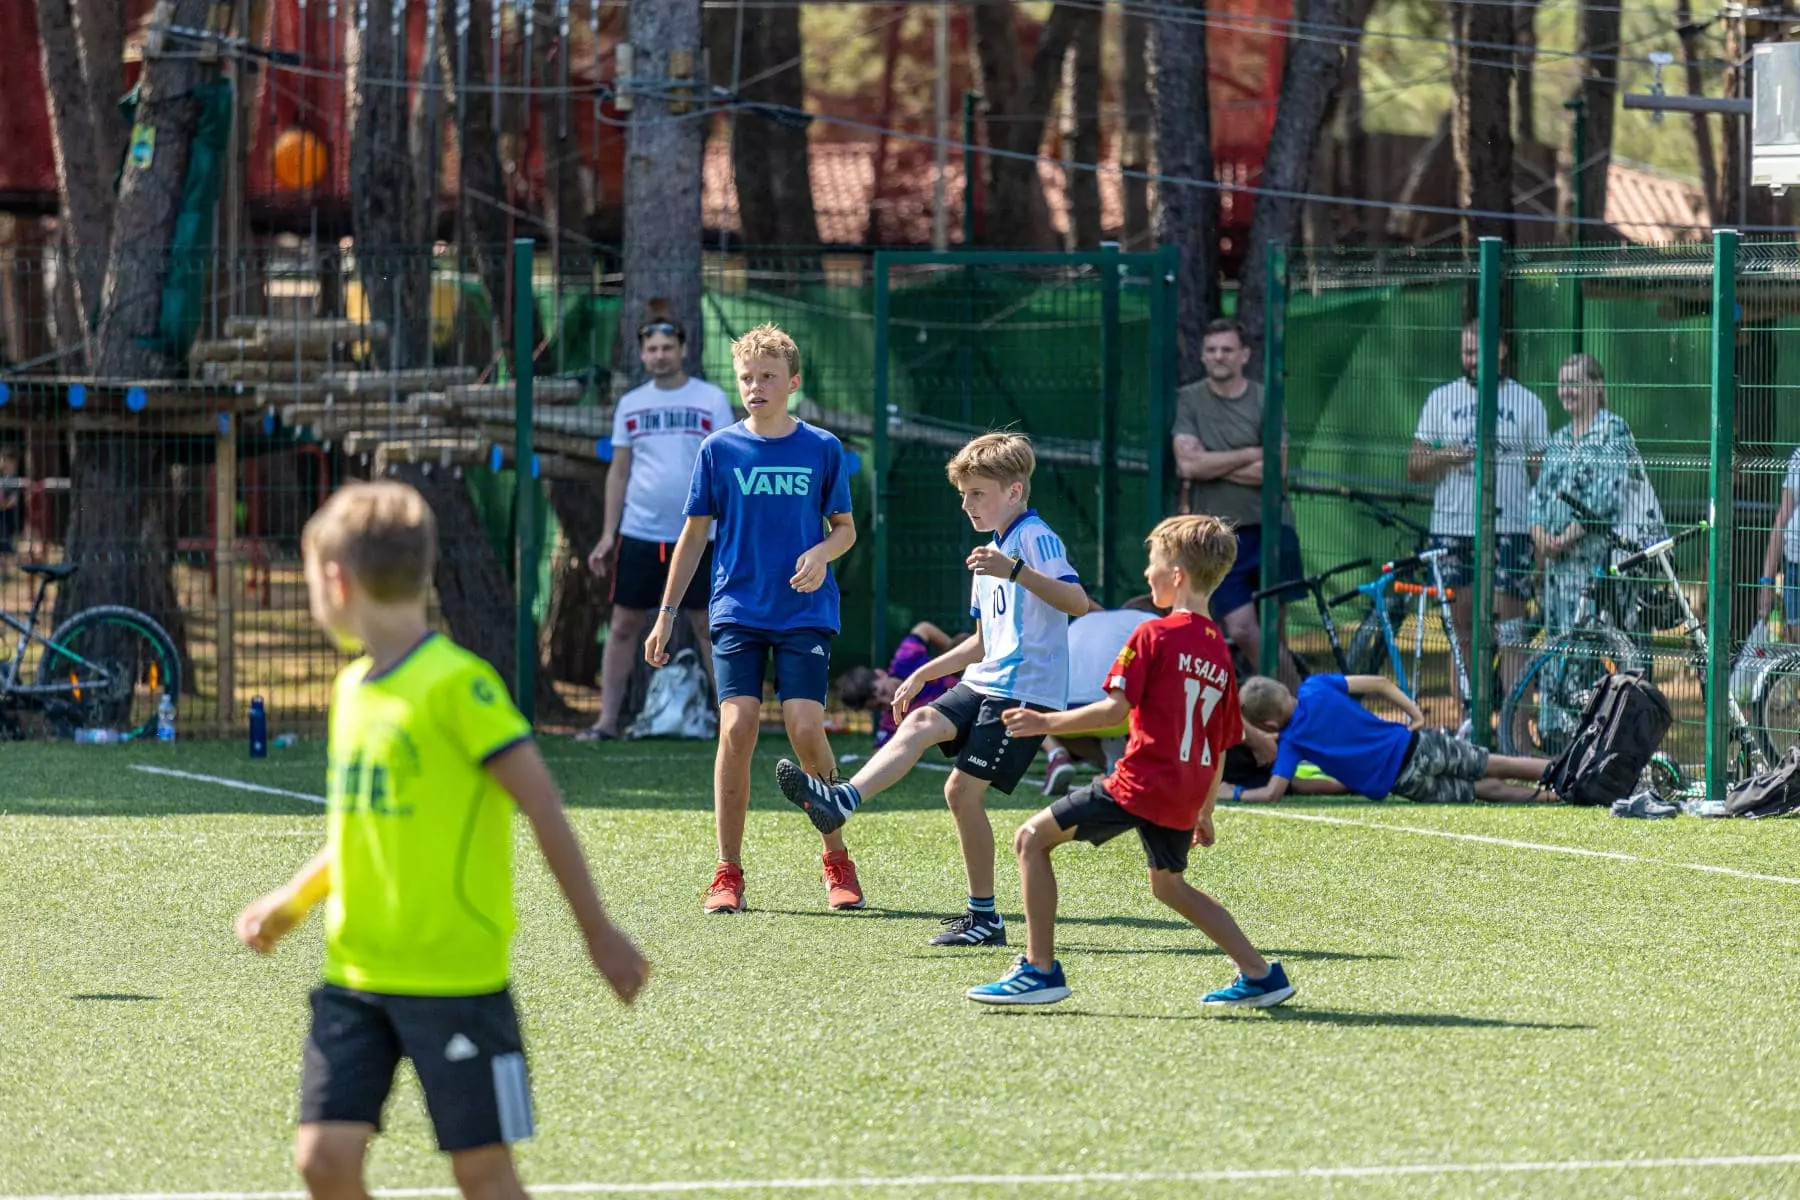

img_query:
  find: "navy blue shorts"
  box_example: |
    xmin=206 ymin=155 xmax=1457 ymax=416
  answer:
xmin=1211 ymin=524 xmax=1303 ymax=619
xmin=712 ymin=625 xmax=833 ymax=705
xmin=1428 ymin=533 xmax=1535 ymax=600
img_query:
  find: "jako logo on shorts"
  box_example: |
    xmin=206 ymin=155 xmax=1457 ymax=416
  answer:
xmin=733 ymin=466 xmax=813 ymax=496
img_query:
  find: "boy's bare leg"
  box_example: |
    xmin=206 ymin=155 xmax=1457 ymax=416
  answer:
xmin=1475 ymin=779 xmax=1548 ymax=803
xmin=449 ymin=1145 xmax=528 ymax=1200
xmin=1486 ymin=753 xmax=1551 ymax=782
xmin=294 ymin=1123 xmax=373 ymax=1200
xmin=1014 ymin=811 xmax=1079 ymax=971
xmin=591 ymin=606 xmax=647 ymax=736
xmin=845 ymin=708 xmax=958 ymax=800
xmin=715 ymin=696 xmax=762 ymax=862
xmin=1147 ymin=870 xmax=1271 ymax=979
xmin=781 ymin=698 xmax=846 ymax=854
xmin=944 ymin=769 xmax=997 ymax=900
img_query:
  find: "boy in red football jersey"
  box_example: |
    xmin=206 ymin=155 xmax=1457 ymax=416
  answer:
xmin=967 ymin=515 xmax=1294 ymax=1008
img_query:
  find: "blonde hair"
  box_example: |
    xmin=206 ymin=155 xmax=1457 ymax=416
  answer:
xmin=302 ymin=481 xmax=437 ymax=603
xmin=1239 ymin=675 xmax=1293 ymax=727
xmin=1562 ymin=352 xmax=1605 ymax=384
xmin=1145 ymin=514 xmax=1238 ymax=595
xmin=946 ymin=432 xmax=1036 ymax=501
xmin=730 ymin=322 xmax=800 ymax=375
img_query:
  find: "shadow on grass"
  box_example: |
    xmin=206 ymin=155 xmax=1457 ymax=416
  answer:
xmin=982 ymin=1007 xmax=1589 ymax=1030
xmin=71 ymin=993 xmax=159 ymax=1002
xmin=1056 ymin=945 xmax=1401 ymax=963
xmin=762 ymin=907 xmax=1199 ymax=931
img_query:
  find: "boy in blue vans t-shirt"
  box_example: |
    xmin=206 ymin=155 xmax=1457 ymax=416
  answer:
xmin=645 ymin=324 xmax=863 ymax=915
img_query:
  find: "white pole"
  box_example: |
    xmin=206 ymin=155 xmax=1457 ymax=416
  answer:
xmin=931 ymin=0 xmax=949 ymax=250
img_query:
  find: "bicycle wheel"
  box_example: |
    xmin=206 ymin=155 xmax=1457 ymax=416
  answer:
xmin=35 ymin=605 xmax=182 ymax=740
xmin=1498 ymin=628 xmax=1643 ymax=758
xmin=1751 ymin=645 xmax=1800 ymax=763
xmin=1344 ymin=610 xmax=1392 ymax=676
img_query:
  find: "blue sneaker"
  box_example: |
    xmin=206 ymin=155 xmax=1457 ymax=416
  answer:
xmin=966 ymin=957 xmax=1070 ymax=1006
xmin=776 ymin=758 xmax=856 ymax=834
xmin=1202 ymin=961 xmax=1295 ymax=1008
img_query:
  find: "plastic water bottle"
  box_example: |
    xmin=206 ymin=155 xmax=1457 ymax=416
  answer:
xmin=249 ymin=696 xmax=268 ymax=758
xmin=74 ymin=728 xmax=121 ymax=745
xmin=272 ymin=733 xmax=299 ymax=750
xmin=156 ymin=693 xmax=177 ymax=743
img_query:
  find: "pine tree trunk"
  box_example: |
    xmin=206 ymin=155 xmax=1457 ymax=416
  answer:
xmin=1451 ymin=0 xmax=1514 ymax=243
xmin=615 ymin=0 xmax=704 ymax=382
xmin=349 ymin=0 xmax=433 ymax=369
xmin=92 ymin=0 xmax=216 ymax=379
xmin=394 ymin=462 xmax=575 ymax=721
xmin=73 ymin=0 xmax=128 ymax=170
xmin=1240 ymin=0 xmax=1358 ymax=364
xmin=542 ymin=476 xmax=609 ymax=688
xmin=1065 ymin=8 xmax=1104 ymax=248
xmin=1152 ymin=0 xmax=1218 ymax=384
xmin=970 ymin=3 xmax=1080 ymax=248
xmin=1120 ymin=12 xmax=1151 ymax=246
xmin=1514 ymin=0 xmax=1537 ymax=145
xmin=37 ymin=0 xmax=113 ymax=335
xmin=713 ymin=1 xmax=820 ymax=252
xmin=445 ymin=0 xmax=510 ymax=370
xmin=1575 ymin=0 xmax=1619 ymax=233
xmin=1676 ymin=0 xmax=1719 ymax=221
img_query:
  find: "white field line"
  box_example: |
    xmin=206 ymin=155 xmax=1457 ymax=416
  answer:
xmin=10 ymin=1154 xmax=1800 ymax=1199
xmin=127 ymin=765 xmax=325 ymax=805
xmin=1233 ymin=807 xmax=1800 ymax=886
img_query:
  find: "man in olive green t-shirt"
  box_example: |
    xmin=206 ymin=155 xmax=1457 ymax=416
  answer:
xmin=1171 ymin=319 xmax=1301 ymax=687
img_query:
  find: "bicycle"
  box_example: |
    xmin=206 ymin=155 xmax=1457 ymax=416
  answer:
xmin=0 ymin=562 xmax=183 ymax=741
xmin=1288 ymin=482 xmax=1436 ymax=676
xmin=1248 ymin=557 xmax=1372 ymax=674
xmin=1331 ymin=548 xmax=1474 ymax=736
xmin=1496 ymin=497 xmax=1765 ymax=788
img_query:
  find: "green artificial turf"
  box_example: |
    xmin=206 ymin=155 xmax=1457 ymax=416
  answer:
xmin=4 ymin=738 xmax=1800 ymax=1199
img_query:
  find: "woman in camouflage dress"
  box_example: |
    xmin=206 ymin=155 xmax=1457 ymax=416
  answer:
xmin=1528 ymin=353 xmax=1646 ymax=638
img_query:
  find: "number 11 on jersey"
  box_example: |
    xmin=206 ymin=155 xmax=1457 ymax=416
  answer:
xmin=1180 ymin=678 xmax=1223 ymax=765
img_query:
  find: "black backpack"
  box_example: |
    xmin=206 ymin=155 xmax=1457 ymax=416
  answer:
xmin=1538 ymin=670 xmax=1672 ymax=806
xmin=1722 ymin=747 xmax=1800 ymax=818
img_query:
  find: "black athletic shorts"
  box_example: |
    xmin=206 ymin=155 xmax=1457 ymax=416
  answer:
xmin=612 ymin=534 xmax=711 ymax=612
xmin=928 ymin=683 xmax=1052 ymax=794
xmin=300 ymin=983 xmax=534 ymax=1153
xmin=1051 ymin=780 xmax=1192 ymax=873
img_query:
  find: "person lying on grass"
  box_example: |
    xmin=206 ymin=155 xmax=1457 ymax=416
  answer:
xmin=1234 ymin=674 xmax=1551 ymax=804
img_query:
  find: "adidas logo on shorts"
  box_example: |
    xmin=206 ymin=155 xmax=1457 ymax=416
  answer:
xmin=445 ymin=1033 xmax=479 ymax=1062
xmin=810 ymin=645 xmax=826 ymax=657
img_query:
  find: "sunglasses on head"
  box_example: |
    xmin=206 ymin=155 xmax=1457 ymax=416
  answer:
xmin=638 ymin=321 xmax=682 ymax=340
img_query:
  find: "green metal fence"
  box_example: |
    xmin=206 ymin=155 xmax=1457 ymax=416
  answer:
xmin=869 ymin=247 xmax=1178 ymax=665
xmin=1264 ymin=234 xmax=1800 ymax=801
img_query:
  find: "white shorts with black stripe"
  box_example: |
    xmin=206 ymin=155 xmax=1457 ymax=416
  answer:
xmin=301 ymin=983 xmax=535 ymax=1152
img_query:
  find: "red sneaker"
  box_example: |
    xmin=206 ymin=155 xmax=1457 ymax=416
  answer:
xmin=822 ymin=850 xmax=866 ymax=910
xmin=704 ymin=861 xmax=746 ymax=914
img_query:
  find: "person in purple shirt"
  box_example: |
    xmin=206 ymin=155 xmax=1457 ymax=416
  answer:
xmin=1233 ymin=674 xmax=1548 ymax=804
xmin=836 ymin=621 xmax=959 ymax=748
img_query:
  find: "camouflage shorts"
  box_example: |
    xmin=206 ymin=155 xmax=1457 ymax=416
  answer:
xmin=1389 ymin=730 xmax=1489 ymax=803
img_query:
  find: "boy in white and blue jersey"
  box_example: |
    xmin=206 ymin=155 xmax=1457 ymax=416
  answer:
xmin=646 ymin=324 xmax=865 ymax=917
xmin=778 ymin=434 xmax=1089 ymax=946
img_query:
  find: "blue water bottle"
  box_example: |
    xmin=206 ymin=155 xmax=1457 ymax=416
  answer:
xmin=249 ymin=696 xmax=268 ymax=758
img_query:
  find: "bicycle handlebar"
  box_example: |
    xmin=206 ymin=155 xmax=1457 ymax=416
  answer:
xmin=1250 ymin=557 xmax=1372 ymax=604
xmin=1610 ymin=520 xmax=1710 ymax=574
xmin=1327 ymin=587 xmax=1362 ymax=608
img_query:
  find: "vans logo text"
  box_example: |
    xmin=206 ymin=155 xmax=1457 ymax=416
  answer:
xmin=733 ymin=466 xmax=813 ymax=496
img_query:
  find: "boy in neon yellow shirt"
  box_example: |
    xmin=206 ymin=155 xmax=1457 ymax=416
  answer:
xmin=236 ymin=481 xmax=648 ymax=1200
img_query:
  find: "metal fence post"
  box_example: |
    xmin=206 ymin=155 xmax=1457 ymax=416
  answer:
xmin=1258 ymin=242 xmax=1288 ymax=678
xmin=1099 ymin=240 xmax=1122 ymax=606
xmin=872 ymin=252 xmax=892 ymax=667
xmin=1707 ymin=228 xmax=1740 ymax=801
xmin=1148 ymin=245 xmax=1179 ymax=522
xmin=512 ymin=238 xmax=537 ymax=720
xmin=1470 ymin=237 xmax=1504 ymax=748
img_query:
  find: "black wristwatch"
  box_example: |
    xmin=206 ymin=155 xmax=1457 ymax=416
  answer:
xmin=1007 ymin=556 xmax=1025 ymax=582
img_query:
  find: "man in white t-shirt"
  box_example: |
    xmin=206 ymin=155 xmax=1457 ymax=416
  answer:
xmin=579 ymin=315 xmax=737 ymax=740
xmin=1407 ymin=321 xmax=1549 ymax=672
